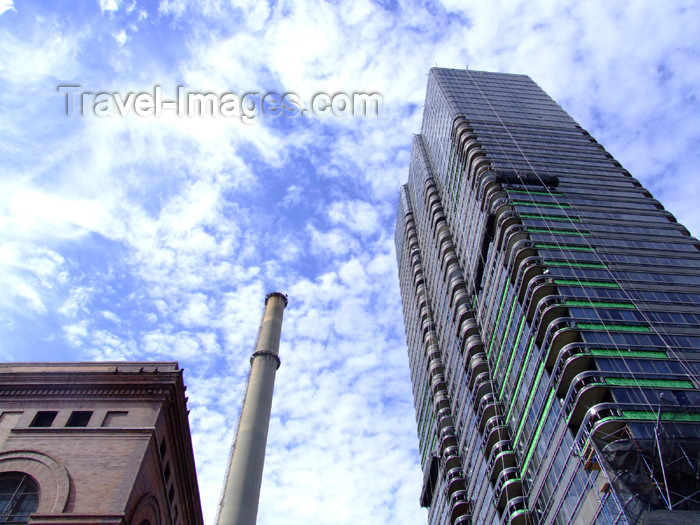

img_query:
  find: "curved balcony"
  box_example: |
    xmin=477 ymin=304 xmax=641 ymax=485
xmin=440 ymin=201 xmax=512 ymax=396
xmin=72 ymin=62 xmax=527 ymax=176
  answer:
xmin=412 ymin=264 xmax=423 ymax=282
xmin=470 ymin=156 xmax=492 ymax=190
xmin=507 ymin=240 xmax=538 ymax=281
xmin=426 ymin=178 xmax=440 ymax=194
xmin=436 ymin=405 xmax=452 ymax=424
xmin=437 ymin=227 xmax=453 ymax=254
xmin=483 ymin=417 xmax=509 ymax=457
xmin=452 ymin=288 xmax=470 ymax=311
xmin=487 ymin=440 xmax=516 ymax=482
xmin=513 ymin=256 xmax=546 ymax=303
xmin=419 ymin=309 xmax=429 ymax=326
xmin=576 ymin=403 xmax=625 ymax=449
xmin=442 ymin=259 xmax=461 ymax=283
xmin=541 ymin=321 xmax=579 ymax=370
xmin=532 ymin=299 xmax=568 ymax=346
xmin=424 ymin=330 xmax=439 ymax=348
xmin=431 ymin=374 xmax=447 ymax=396
xmin=529 ymin=293 xmax=562 ymax=327
xmin=501 ymin=496 xmax=529 ymax=525
xmin=451 ymin=501 xmax=472 ymax=524
xmin=491 ymin=198 xmax=515 ymax=223
xmin=426 ymin=344 xmax=441 ymax=362
xmin=481 ymin=188 xmax=514 ymax=216
xmin=471 ymin=371 xmax=494 ymax=400
xmin=463 ymin=334 xmax=484 ymax=361
xmin=465 ymin=353 xmax=489 ymax=390
xmin=438 ymin=413 xmax=456 ymax=433
xmin=494 ymin=213 xmax=523 ymax=252
xmin=428 ymin=357 xmax=444 ymax=376
xmin=523 ymin=275 xmax=558 ymax=323
xmin=433 ymin=392 xmax=450 ymax=413
xmin=425 ymin=179 xmax=440 ymax=198
xmin=493 ymin=467 xmax=523 ymax=510
xmin=443 ymin=453 xmax=462 ymax=474
xmin=456 ymin=316 xmax=479 ymax=341
xmin=446 ymin=473 xmax=468 ymax=500
xmin=441 ymin=431 xmax=459 ymax=453
xmin=458 ymin=317 xmax=479 ymax=342
xmin=443 ymin=444 xmax=460 ymax=459
xmin=433 ymin=222 xmax=449 ymax=245
xmin=427 ymin=192 xmax=440 ymax=213
xmin=501 ymin=225 xmax=530 ymax=264
xmin=562 ymin=372 xmax=608 ymax=427
xmin=439 ymin=422 xmax=456 ymax=441
xmin=452 ymin=121 xmax=487 ymax=167
xmin=477 ymin=393 xmax=500 ymax=431
xmin=450 ymin=486 xmax=469 ymax=506
xmin=477 ymin=171 xmax=501 ymax=204
xmin=447 ymin=261 xmax=465 ymax=280
xmin=445 ymin=465 xmax=465 ymax=486
xmin=461 ymin=137 xmax=488 ymax=174
xmin=431 ymin=208 xmax=447 ymax=225
xmin=421 ymin=319 xmax=437 ymax=339
xmin=551 ymin=343 xmax=593 ymax=398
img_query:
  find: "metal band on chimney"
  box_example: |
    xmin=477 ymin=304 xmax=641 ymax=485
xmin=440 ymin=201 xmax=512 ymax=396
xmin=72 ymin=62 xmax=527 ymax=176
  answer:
xmin=250 ymin=350 xmax=281 ymax=370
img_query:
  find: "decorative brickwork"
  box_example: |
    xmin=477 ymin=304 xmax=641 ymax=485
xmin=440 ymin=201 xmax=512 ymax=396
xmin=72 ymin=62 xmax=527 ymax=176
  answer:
xmin=0 ymin=362 xmax=203 ymax=525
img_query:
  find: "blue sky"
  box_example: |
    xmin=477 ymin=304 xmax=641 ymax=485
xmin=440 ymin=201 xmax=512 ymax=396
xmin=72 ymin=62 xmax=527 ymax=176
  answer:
xmin=1 ymin=1 xmax=699 ymax=523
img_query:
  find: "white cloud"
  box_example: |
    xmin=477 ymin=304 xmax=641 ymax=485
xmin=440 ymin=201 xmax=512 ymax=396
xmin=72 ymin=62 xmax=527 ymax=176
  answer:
xmin=328 ymin=199 xmax=382 ymax=236
xmin=0 ymin=22 xmax=81 ymax=85
xmin=0 ymin=0 xmax=14 ymax=15
xmin=307 ymin=224 xmax=359 ymax=257
xmin=112 ymin=29 xmax=127 ymax=45
xmin=179 ymin=292 xmax=214 ymax=327
xmin=99 ymin=0 xmax=121 ymax=13
xmin=63 ymin=320 xmax=89 ymax=346
xmin=282 ymin=184 xmax=302 ymax=206
xmin=59 ymin=286 xmax=95 ymax=318
xmin=101 ymin=310 xmax=121 ymax=323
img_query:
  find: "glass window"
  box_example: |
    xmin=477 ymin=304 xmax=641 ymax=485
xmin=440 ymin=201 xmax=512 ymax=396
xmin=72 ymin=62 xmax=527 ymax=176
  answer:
xmin=65 ymin=411 xmax=93 ymax=428
xmin=0 ymin=473 xmax=39 ymax=523
xmin=29 ymin=411 xmax=57 ymax=428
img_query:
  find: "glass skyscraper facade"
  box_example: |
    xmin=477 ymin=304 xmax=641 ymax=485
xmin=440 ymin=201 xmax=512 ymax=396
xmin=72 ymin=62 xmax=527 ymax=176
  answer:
xmin=395 ymin=68 xmax=700 ymax=525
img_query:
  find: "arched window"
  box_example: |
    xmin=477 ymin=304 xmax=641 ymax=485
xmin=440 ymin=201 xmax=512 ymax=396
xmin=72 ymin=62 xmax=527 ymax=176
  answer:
xmin=0 ymin=473 xmax=39 ymax=523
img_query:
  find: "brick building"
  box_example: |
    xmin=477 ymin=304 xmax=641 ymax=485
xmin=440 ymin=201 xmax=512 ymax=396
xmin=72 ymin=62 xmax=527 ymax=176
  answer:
xmin=0 ymin=362 xmax=203 ymax=524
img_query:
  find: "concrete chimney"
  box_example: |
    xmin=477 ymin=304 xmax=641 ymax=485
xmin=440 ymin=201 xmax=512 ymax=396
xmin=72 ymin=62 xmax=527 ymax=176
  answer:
xmin=217 ymin=291 xmax=288 ymax=525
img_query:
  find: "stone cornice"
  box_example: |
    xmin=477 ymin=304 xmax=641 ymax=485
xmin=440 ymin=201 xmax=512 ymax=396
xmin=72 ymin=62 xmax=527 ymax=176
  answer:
xmin=0 ymin=384 xmax=174 ymax=399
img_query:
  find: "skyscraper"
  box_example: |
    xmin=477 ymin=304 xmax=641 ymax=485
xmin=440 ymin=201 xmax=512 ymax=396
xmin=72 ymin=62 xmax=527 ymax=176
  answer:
xmin=395 ymin=68 xmax=700 ymax=525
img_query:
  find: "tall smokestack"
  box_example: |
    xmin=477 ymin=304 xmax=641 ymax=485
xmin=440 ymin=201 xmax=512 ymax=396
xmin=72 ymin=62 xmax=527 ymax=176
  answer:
xmin=217 ymin=291 xmax=288 ymax=525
